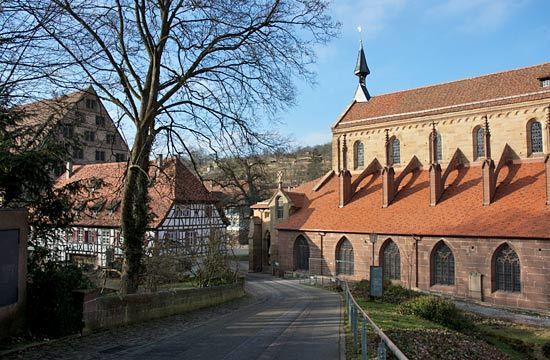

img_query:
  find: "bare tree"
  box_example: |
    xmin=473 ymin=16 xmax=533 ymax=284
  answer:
xmin=5 ymin=0 xmax=338 ymax=293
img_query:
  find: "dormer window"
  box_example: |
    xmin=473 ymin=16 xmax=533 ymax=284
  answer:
xmin=540 ymin=77 xmax=550 ymax=88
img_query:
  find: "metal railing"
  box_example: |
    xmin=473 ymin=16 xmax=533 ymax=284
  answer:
xmin=342 ymin=281 xmax=409 ymax=360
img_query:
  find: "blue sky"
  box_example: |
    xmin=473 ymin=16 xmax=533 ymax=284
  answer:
xmin=281 ymin=0 xmax=550 ymax=146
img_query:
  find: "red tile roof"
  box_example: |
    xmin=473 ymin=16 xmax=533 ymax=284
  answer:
xmin=335 ymin=63 xmax=550 ymax=128
xmin=16 ymin=88 xmax=88 ymax=128
xmin=55 ymin=158 xmax=216 ymax=228
xmin=276 ymin=161 xmax=550 ymax=239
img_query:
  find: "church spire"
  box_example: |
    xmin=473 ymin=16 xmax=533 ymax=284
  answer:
xmin=353 ymin=39 xmax=371 ymax=102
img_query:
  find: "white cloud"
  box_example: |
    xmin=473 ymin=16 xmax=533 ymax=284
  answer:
xmin=427 ymin=0 xmax=528 ymax=32
xmin=332 ymin=0 xmax=408 ymax=39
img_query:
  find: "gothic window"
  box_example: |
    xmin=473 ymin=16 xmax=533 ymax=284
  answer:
xmin=432 ymin=241 xmax=455 ymax=285
xmin=294 ymin=235 xmax=310 ymax=271
xmin=276 ymin=196 xmax=284 ymax=219
xmin=436 ymin=133 xmax=442 ymax=161
xmin=474 ymin=127 xmax=485 ymax=160
xmin=494 ymin=244 xmax=521 ymax=292
xmin=354 ymin=141 xmax=365 ymax=169
xmin=336 ymin=238 xmax=354 ymax=275
xmin=529 ymin=121 xmax=543 ymax=154
xmin=382 ymin=239 xmax=400 ymax=280
xmin=391 ymin=138 xmax=401 ymax=165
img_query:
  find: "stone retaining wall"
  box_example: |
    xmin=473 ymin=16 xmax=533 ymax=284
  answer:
xmin=83 ymin=279 xmax=245 ymax=333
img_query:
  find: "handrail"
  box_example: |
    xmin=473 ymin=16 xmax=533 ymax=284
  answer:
xmin=342 ymin=281 xmax=409 ymax=360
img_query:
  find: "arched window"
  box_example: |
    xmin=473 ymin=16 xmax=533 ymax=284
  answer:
xmin=429 ymin=132 xmax=443 ymax=162
xmin=381 ymin=239 xmax=400 ymax=280
xmin=529 ymin=121 xmax=543 ymax=154
xmin=275 ymin=196 xmax=284 ymax=219
xmin=474 ymin=127 xmax=485 ymax=160
xmin=494 ymin=244 xmax=521 ymax=292
xmin=354 ymin=141 xmax=365 ymax=169
xmin=336 ymin=238 xmax=354 ymax=275
xmin=391 ymin=138 xmax=401 ymax=165
xmin=436 ymin=133 xmax=442 ymax=161
xmin=294 ymin=235 xmax=310 ymax=271
xmin=431 ymin=241 xmax=455 ymax=285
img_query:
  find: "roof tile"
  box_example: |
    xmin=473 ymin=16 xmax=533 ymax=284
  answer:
xmin=276 ymin=162 xmax=550 ymax=239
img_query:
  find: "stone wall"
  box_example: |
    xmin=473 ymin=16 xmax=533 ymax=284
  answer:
xmin=332 ymin=100 xmax=550 ymax=173
xmin=83 ymin=279 xmax=245 ymax=333
xmin=278 ymin=230 xmax=549 ymax=311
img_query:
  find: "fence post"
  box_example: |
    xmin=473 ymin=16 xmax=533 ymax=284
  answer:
xmin=378 ymin=340 xmax=387 ymax=360
xmin=361 ymin=317 xmax=367 ymax=360
xmin=348 ymin=295 xmax=352 ymax=325
xmin=353 ymin=306 xmax=357 ymax=354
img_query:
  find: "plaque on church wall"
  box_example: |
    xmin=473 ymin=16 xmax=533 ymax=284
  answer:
xmin=370 ymin=266 xmax=383 ymax=297
xmin=468 ymin=271 xmax=483 ymax=301
xmin=0 ymin=229 xmax=19 ymax=307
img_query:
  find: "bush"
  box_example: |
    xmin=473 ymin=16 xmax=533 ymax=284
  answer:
xmin=398 ymin=296 xmax=473 ymax=331
xmin=350 ymin=279 xmax=370 ymax=299
xmin=27 ymin=262 xmax=93 ymax=338
xmin=542 ymin=342 xmax=550 ymax=359
xmin=381 ymin=284 xmax=420 ymax=304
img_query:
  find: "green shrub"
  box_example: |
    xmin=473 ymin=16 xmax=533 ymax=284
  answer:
xmin=381 ymin=284 xmax=420 ymax=304
xmin=27 ymin=263 xmax=92 ymax=338
xmin=350 ymin=279 xmax=370 ymax=299
xmin=542 ymin=342 xmax=550 ymax=358
xmin=398 ymin=295 xmax=473 ymax=331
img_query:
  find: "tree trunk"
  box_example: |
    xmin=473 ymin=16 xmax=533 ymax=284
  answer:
xmin=120 ymin=123 xmax=154 ymax=294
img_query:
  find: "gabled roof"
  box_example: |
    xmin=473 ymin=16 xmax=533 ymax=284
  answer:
xmin=16 ymin=87 xmax=92 ymax=129
xmin=55 ymin=157 xmax=217 ymax=228
xmin=334 ymin=62 xmax=550 ymax=128
xmin=276 ymin=161 xmax=550 ymax=239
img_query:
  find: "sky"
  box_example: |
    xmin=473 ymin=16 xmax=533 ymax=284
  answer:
xmin=280 ymin=0 xmax=550 ymax=146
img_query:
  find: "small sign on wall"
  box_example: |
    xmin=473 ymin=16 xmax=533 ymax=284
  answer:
xmin=0 ymin=229 xmax=19 ymax=307
xmin=370 ymin=266 xmax=383 ymax=298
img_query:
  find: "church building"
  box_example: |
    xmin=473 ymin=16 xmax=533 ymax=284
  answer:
xmin=250 ymin=44 xmax=550 ymax=310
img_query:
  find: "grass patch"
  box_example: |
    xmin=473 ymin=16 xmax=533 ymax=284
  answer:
xmin=356 ymin=298 xmax=443 ymax=332
xmin=346 ymin=284 xmax=550 ymax=360
xmin=471 ymin=315 xmax=550 ymax=359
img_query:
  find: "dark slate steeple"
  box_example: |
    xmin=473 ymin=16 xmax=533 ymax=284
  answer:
xmin=354 ymin=40 xmax=371 ymax=102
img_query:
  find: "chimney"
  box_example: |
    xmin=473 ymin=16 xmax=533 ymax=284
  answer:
xmin=339 ymin=134 xmax=352 ymax=207
xmin=481 ymin=116 xmax=496 ymax=206
xmin=66 ymin=161 xmax=73 ymax=179
xmin=382 ymin=129 xmax=395 ymax=207
xmin=429 ymin=122 xmax=443 ymax=206
xmin=156 ymin=154 xmax=164 ymax=168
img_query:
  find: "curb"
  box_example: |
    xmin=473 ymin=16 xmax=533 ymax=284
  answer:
xmin=0 ymin=333 xmax=81 ymax=358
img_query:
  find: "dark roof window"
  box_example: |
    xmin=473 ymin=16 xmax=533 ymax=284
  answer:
xmin=541 ymin=77 xmax=550 ymax=88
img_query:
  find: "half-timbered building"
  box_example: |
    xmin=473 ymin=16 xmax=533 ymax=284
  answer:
xmin=51 ymin=157 xmax=228 ymax=269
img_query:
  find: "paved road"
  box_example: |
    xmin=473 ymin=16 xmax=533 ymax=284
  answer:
xmin=5 ymin=272 xmax=343 ymax=360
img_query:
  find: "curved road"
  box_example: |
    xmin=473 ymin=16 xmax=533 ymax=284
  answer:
xmin=6 ymin=272 xmax=343 ymax=360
